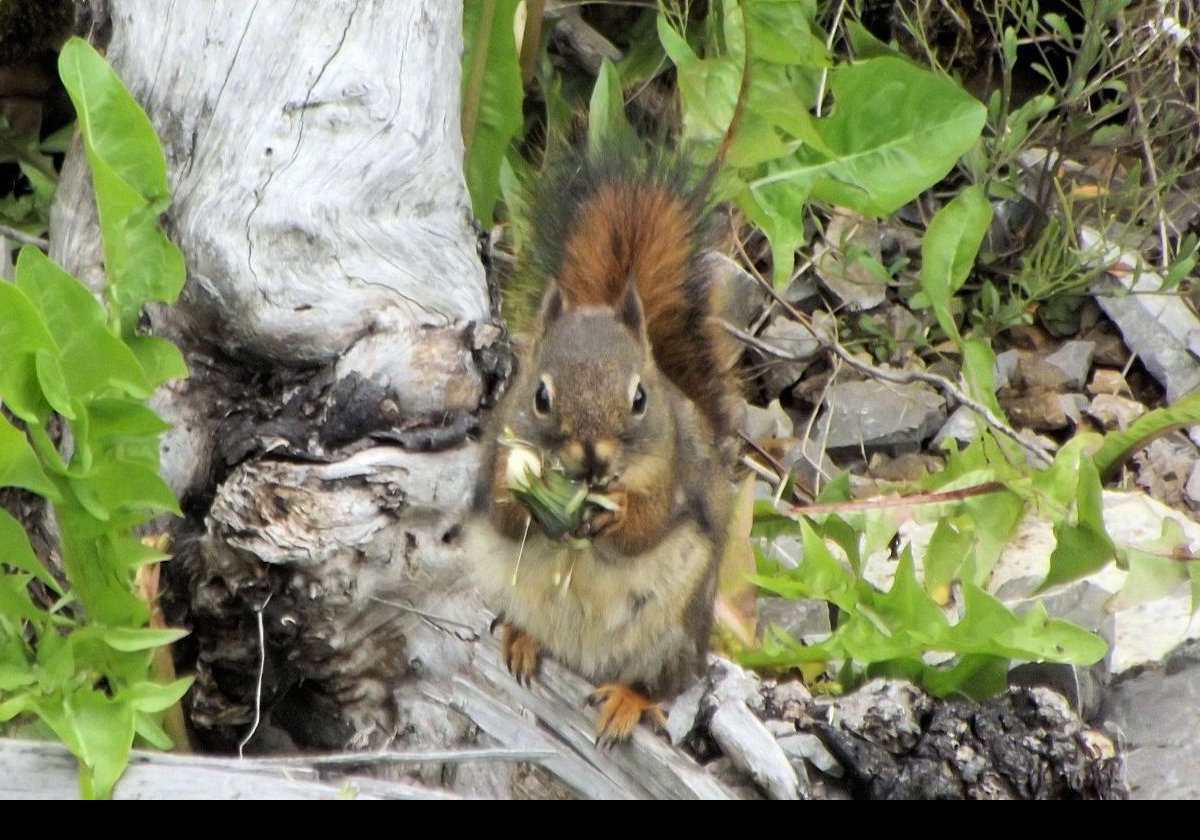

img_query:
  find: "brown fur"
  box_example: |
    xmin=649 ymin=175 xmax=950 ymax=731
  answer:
xmin=555 ymin=181 xmax=737 ymax=438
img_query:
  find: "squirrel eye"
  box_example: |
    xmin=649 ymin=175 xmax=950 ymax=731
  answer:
xmin=534 ymin=380 xmax=552 ymax=416
xmin=631 ymin=383 xmax=647 ymax=415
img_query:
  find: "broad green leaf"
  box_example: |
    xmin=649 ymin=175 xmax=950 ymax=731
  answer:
xmin=133 ymin=710 xmax=174 ymax=750
xmin=126 ymin=335 xmax=188 ymax=387
xmin=120 ymin=676 xmax=193 ymax=712
xmin=101 ymin=626 xmax=188 ymax=652
xmin=925 ymin=520 xmax=972 ymax=592
xmin=0 ymin=574 xmax=47 ymax=624
xmin=1040 ymin=456 xmax=1115 ymax=590
xmin=67 ymin=688 xmax=135 ymax=799
xmin=0 ymin=508 xmax=60 ymax=592
xmin=918 ymin=185 xmax=993 ymax=346
xmin=58 ymin=38 xmax=184 ymax=317
xmin=0 ymin=414 xmax=59 ymax=500
xmin=15 ymin=247 xmax=151 ymax=400
xmin=588 ymin=59 xmax=639 ymax=159
xmin=461 ymin=0 xmax=523 ymax=223
xmin=0 ymin=281 xmax=56 ymax=422
xmin=69 ymin=461 xmax=181 ymax=519
xmin=746 ymin=57 xmax=986 ymax=217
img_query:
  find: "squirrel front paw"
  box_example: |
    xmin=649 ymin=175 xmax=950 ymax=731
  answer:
xmin=574 ymin=488 xmax=628 ymax=540
xmin=500 ymin=623 xmax=540 ymax=686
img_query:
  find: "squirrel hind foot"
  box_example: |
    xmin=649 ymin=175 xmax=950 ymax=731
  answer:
xmin=588 ymin=682 xmax=667 ymax=748
xmin=500 ymin=623 xmax=540 ymax=687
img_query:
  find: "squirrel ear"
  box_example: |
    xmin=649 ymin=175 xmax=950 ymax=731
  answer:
xmin=539 ymin=283 xmax=566 ymax=328
xmin=616 ymin=277 xmax=646 ymax=337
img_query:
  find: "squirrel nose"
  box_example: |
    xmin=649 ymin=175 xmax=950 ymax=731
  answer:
xmin=562 ymin=439 xmax=616 ymax=485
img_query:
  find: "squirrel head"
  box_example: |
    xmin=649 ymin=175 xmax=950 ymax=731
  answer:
xmin=506 ymin=281 xmax=674 ymax=488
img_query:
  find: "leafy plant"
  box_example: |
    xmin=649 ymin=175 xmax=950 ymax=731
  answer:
xmin=0 ymin=37 xmax=189 ymax=798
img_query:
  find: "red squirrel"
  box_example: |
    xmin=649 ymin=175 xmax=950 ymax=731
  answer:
xmin=466 ymin=144 xmax=739 ymax=744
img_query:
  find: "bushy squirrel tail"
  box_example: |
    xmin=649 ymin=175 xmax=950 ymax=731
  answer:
xmin=516 ymin=145 xmax=738 ymax=438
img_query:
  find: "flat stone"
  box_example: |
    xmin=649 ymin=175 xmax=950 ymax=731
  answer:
xmin=1102 ymin=653 xmax=1200 ymax=799
xmin=1186 ymin=462 xmax=1200 ymax=506
xmin=1087 ymin=393 xmax=1146 ymax=430
xmin=711 ymin=252 xmax=768 ymax=331
xmin=813 ymin=212 xmax=888 ymax=311
xmin=779 ymin=438 xmax=839 ymax=496
xmin=932 ymin=405 xmax=983 ymax=448
xmin=1044 ymin=340 xmax=1096 ymax=390
xmin=1088 ymin=367 xmax=1128 ymax=396
xmin=815 ymin=379 xmax=946 ymax=451
xmin=740 ymin=399 xmax=794 ymax=442
xmin=993 ymin=350 xmax=1020 ymax=390
xmin=1003 ymin=390 xmax=1071 ymax=431
xmin=1091 ymin=263 xmax=1200 ymax=402
xmin=1013 ymin=352 xmax=1071 ymax=391
xmin=758 ymin=596 xmax=832 ymax=645
xmin=1088 ymin=329 xmax=1129 ymax=367
xmin=757 ymin=316 xmax=823 ymax=395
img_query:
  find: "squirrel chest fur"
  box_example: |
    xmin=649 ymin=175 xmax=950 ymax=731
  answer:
xmin=465 ymin=148 xmax=736 ymax=742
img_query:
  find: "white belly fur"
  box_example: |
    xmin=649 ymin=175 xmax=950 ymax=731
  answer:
xmin=465 ymin=515 xmax=712 ymax=687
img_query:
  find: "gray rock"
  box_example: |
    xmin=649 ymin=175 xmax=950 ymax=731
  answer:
xmin=1008 ymin=662 xmax=1104 ymax=720
xmin=779 ymin=437 xmax=839 ymax=494
xmin=777 ymin=732 xmax=843 ymax=776
xmin=1044 ymin=340 xmax=1096 ymax=390
xmin=757 ymin=316 xmax=823 ymax=395
xmin=1093 ymin=278 xmax=1200 ymax=402
xmin=1087 ymin=393 xmax=1146 ymax=430
xmin=739 ymin=399 xmax=794 ymax=441
xmin=1186 ymin=462 xmax=1200 ymax=506
xmin=994 ymin=350 xmax=1020 ymax=390
xmin=758 ymin=596 xmax=833 ymax=644
xmin=816 ymin=380 xmax=946 ymax=451
xmin=932 ymin=404 xmax=983 ymax=447
xmin=1102 ymin=650 xmax=1200 ymax=799
xmin=711 ymin=252 xmax=768 ymax=331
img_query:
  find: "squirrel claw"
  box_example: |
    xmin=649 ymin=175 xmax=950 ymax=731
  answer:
xmin=501 ymin=624 xmax=540 ymax=687
xmin=577 ymin=489 xmax=627 ymax=540
xmin=588 ymin=682 xmax=666 ymax=748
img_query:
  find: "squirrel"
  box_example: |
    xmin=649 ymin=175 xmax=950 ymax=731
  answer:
xmin=464 ymin=144 xmax=740 ymax=745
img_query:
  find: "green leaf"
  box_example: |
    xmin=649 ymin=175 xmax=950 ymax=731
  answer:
xmin=0 ymin=413 xmax=60 ymax=500
xmin=69 ymin=461 xmax=182 ymax=519
xmin=58 ymin=38 xmax=185 ymax=317
xmin=746 ymin=57 xmax=986 ymax=217
xmin=101 ymin=626 xmax=188 ymax=652
xmin=924 ymin=520 xmax=971 ymax=592
xmin=67 ymin=688 xmax=135 ymax=799
xmin=918 ymin=185 xmax=993 ymax=346
xmin=588 ymin=59 xmax=640 ymax=159
xmin=120 ymin=676 xmax=193 ymax=713
xmin=126 ymin=335 xmax=188 ymax=387
xmin=461 ymin=0 xmax=524 ymax=223
xmin=1040 ymin=456 xmax=1115 ymax=590
xmin=1094 ymin=390 xmax=1200 ymax=481
xmin=15 ymin=247 xmax=151 ymax=400
xmin=0 ymin=280 xmax=56 ymax=423
xmin=0 ymin=508 xmax=60 ymax=592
